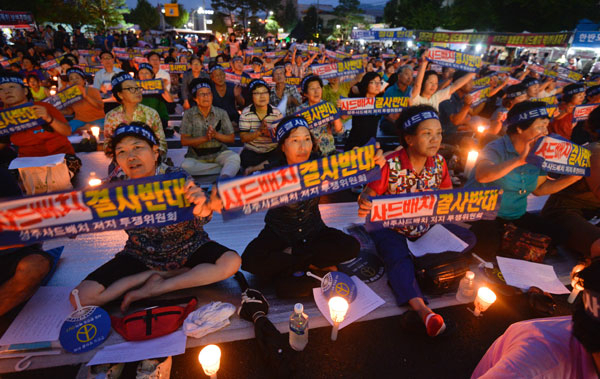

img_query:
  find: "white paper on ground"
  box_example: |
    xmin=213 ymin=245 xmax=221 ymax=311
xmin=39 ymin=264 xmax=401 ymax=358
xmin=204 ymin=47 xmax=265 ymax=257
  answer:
xmin=87 ymin=330 xmax=187 ymax=366
xmin=497 ymin=256 xmax=570 ymax=294
xmin=406 ymin=224 xmax=468 ymax=257
xmin=67 ymin=135 xmax=84 ymax=144
xmin=526 ymin=194 xmax=549 ymax=213
xmin=0 ymin=287 xmax=73 ymax=345
xmin=8 ymin=154 xmax=66 ymax=169
xmin=313 ymin=276 xmax=385 ymax=330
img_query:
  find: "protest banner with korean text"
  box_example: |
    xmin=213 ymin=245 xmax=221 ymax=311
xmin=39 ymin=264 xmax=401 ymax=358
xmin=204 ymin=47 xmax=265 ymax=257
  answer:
xmin=527 ymin=134 xmax=591 ymax=176
xmin=469 ymin=86 xmax=491 ymax=107
xmin=159 ymin=63 xmax=187 ymax=74
xmin=42 ymin=85 xmax=83 ymax=110
xmin=217 ymin=140 xmax=380 ymax=219
xmin=294 ymin=101 xmax=340 ymax=129
xmin=488 ymin=32 xmax=571 ymax=47
xmin=573 ymin=104 xmax=600 ymax=122
xmin=137 ymin=79 xmax=164 ymax=95
xmin=0 ymin=102 xmax=45 ymax=137
xmin=310 ymin=59 xmax=365 ymax=79
xmin=572 ymin=31 xmax=600 ymax=47
xmin=426 ymin=47 xmax=481 ymax=73
xmin=338 ymin=97 xmax=409 ymax=115
xmin=0 ymin=172 xmax=195 ymax=247
xmin=368 ymin=188 xmax=502 ymax=228
xmin=225 ymin=72 xmax=253 ymax=87
xmin=416 ymin=31 xmax=488 ymax=45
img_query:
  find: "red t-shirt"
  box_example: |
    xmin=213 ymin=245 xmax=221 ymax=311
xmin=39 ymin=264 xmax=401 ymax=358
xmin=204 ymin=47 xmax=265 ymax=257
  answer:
xmin=368 ymin=148 xmax=452 ymax=195
xmin=549 ymin=103 xmax=575 ymax=140
xmin=368 ymin=147 xmax=452 ymax=237
xmin=8 ymin=102 xmax=74 ymax=157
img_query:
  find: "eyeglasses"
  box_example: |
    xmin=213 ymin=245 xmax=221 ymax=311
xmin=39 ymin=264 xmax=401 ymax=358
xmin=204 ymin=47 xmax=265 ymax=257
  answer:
xmin=369 ymin=81 xmax=382 ymax=86
xmin=253 ymin=91 xmax=269 ymax=96
xmin=100 ymin=56 xmax=113 ymax=61
xmin=122 ymin=86 xmax=142 ymax=93
xmin=197 ymin=91 xmax=212 ymax=97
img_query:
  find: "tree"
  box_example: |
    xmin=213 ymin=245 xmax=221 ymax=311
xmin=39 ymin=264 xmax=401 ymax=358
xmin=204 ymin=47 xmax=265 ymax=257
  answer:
xmin=277 ymin=0 xmax=299 ymax=31
xmin=265 ymin=16 xmax=280 ymax=35
xmin=302 ymin=6 xmax=323 ymax=40
xmin=126 ymin=0 xmax=160 ymax=31
xmin=211 ymin=11 xmax=230 ymax=34
xmin=383 ymin=0 xmax=446 ymax=30
xmin=164 ymin=0 xmax=189 ymax=28
xmin=81 ymin=0 xmax=128 ymax=31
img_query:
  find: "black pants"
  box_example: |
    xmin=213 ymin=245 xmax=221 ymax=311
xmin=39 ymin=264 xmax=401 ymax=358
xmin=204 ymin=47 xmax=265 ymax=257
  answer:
xmin=468 ymin=212 xmax=563 ymax=261
xmin=240 ymin=149 xmax=281 ymax=169
xmin=242 ymin=226 xmax=359 ymax=281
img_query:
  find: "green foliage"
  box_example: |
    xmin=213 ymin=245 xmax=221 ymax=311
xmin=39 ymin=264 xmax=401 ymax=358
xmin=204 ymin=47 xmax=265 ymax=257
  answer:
xmin=384 ymin=0 xmax=446 ymax=30
xmin=211 ymin=11 xmax=230 ymax=34
xmin=164 ymin=0 xmax=189 ymax=28
xmin=302 ymin=6 xmax=324 ymax=41
xmin=79 ymin=0 xmax=128 ymax=31
xmin=126 ymin=0 xmax=159 ymax=31
xmin=276 ymin=0 xmax=299 ymax=31
xmin=265 ymin=16 xmax=280 ymax=35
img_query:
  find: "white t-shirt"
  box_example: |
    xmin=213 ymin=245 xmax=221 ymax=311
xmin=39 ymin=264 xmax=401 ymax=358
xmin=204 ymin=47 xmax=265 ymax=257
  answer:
xmin=411 ymin=86 xmax=452 ymax=111
xmin=155 ymin=69 xmax=171 ymax=92
xmin=472 ymin=316 xmax=598 ymax=379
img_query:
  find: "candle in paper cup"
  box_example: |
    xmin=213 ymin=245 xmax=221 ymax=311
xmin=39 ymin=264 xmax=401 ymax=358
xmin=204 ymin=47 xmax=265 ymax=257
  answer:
xmin=473 ymin=287 xmax=496 ymax=316
xmin=329 ymin=296 xmax=349 ymax=341
xmin=568 ymin=264 xmax=586 ymax=303
xmin=198 ymin=344 xmax=221 ymax=378
xmin=464 ymin=150 xmax=479 ymax=177
xmin=88 ymin=172 xmax=101 ymax=187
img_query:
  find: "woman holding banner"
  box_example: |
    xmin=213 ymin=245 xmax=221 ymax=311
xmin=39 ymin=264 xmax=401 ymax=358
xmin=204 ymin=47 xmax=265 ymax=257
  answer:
xmin=0 ymin=72 xmax=80 ymax=179
xmin=542 ymin=106 xmax=600 ymax=258
xmin=344 ymin=72 xmax=384 ymax=150
xmin=299 ymin=74 xmax=344 ymax=156
xmin=72 ymin=122 xmax=241 ymax=311
xmin=357 ymin=105 xmax=476 ymax=337
xmin=64 ymin=67 xmax=105 ymax=134
xmin=467 ymin=101 xmax=582 ymax=259
xmin=240 ymin=116 xmax=376 ymax=298
xmin=136 ymin=62 xmax=172 ymax=133
xmin=549 ymin=83 xmax=586 ymax=140
xmin=411 ymin=51 xmax=475 ymax=111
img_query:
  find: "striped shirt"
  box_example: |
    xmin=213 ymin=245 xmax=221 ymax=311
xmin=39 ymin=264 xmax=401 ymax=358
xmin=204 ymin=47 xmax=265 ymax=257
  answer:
xmin=239 ymin=104 xmax=282 ymax=153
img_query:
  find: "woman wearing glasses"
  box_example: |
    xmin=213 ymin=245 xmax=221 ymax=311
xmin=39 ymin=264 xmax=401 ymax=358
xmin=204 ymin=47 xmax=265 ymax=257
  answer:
xmin=344 ymin=72 xmax=385 ymax=150
xmin=104 ymin=72 xmax=167 ymax=158
xmin=239 ymin=79 xmax=283 ymax=174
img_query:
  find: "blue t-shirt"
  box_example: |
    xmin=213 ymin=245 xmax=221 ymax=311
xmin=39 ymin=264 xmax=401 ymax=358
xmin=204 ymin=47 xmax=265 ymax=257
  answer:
xmin=384 ymin=83 xmax=412 ymax=98
xmin=439 ymin=92 xmax=463 ymax=135
xmin=466 ymin=135 xmax=545 ymax=220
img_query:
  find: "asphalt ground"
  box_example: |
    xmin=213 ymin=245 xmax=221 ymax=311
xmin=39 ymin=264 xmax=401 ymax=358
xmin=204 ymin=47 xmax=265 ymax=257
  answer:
xmin=2 ymin=289 xmax=573 ymax=379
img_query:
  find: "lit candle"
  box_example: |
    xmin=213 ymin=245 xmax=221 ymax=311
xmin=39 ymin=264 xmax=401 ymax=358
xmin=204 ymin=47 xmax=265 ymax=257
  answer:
xmin=464 ymin=150 xmax=479 ymax=178
xmin=477 ymin=125 xmax=486 ymax=133
xmin=328 ymin=296 xmax=349 ymax=341
xmin=50 ymin=86 xmax=57 ymax=96
xmin=52 ymin=76 xmax=58 ymax=81
xmin=129 ymin=72 xmax=135 ymax=77
xmin=473 ymin=287 xmax=496 ymax=317
xmin=568 ymin=264 xmax=586 ymax=303
xmin=198 ymin=344 xmax=221 ymax=379
xmin=90 ymin=126 xmax=100 ymax=139
xmin=88 ymin=172 xmax=102 ymax=187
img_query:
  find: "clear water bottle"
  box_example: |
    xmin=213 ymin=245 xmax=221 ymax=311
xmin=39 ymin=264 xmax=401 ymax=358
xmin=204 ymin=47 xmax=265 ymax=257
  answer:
xmin=289 ymin=303 xmax=309 ymax=351
xmin=456 ymin=271 xmax=476 ymax=303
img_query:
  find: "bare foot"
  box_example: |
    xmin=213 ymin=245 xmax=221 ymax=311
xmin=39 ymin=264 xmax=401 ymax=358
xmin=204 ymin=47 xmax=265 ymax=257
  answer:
xmin=121 ymin=274 xmax=164 ymax=313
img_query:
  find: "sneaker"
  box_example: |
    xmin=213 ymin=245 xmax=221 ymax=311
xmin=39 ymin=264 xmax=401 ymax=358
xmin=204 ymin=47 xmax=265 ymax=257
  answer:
xmin=87 ymin=363 xmax=125 ymax=379
xmin=136 ymin=356 xmax=172 ymax=379
xmin=424 ymin=312 xmax=446 ymax=337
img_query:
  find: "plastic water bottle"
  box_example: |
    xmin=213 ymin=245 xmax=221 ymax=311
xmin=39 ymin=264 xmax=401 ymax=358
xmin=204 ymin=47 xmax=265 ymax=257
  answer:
xmin=456 ymin=271 xmax=476 ymax=303
xmin=289 ymin=303 xmax=309 ymax=351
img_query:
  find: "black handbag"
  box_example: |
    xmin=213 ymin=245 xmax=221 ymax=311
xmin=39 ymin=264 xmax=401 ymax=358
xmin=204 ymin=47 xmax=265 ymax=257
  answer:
xmin=413 ymin=251 xmax=469 ymax=295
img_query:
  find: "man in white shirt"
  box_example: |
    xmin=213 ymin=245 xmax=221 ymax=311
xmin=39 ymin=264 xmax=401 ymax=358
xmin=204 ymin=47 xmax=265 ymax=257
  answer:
xmin=93 ymin=51 xmax=123 ymax=94
xmin=146 ymin=51 xmax=171 ymax=92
